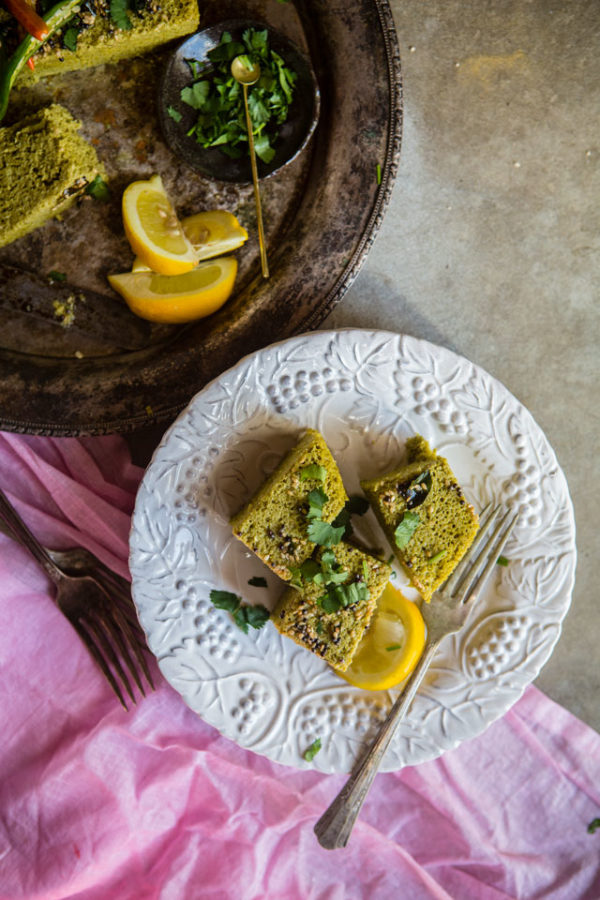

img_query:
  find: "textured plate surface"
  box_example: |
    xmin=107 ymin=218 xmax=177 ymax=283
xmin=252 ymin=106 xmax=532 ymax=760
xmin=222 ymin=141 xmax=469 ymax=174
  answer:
xmin=0 ymin=0 xmax=401 ymax=435
xmin=129 ymin=329 xmax=576 ymax=773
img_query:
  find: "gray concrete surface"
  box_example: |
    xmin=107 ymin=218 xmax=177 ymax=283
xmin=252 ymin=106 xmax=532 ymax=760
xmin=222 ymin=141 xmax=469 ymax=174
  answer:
xmin=324 ymin=0 xmax=599 ymax=730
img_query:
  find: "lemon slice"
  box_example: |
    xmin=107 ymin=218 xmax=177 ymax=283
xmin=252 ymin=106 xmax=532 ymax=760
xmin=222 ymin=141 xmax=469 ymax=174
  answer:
xmin=183 ymin=210 xmax=248 ymax=261
xmin=122 ymin=175 xmax=198 ymax=276
xmin=108 ymin=257 xmax=237 ymax=323
xmin=340 ymin=583 xmax=426 ymax=691
xmin=130 ymin=210 xmax=248 ymax=272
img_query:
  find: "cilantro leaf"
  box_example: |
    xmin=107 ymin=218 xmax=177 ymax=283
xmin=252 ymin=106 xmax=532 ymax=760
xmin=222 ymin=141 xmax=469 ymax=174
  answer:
xmin=244 ymin=604 xmax=270 ymax=630
xmin=248 ymin=576 xmax=268 ymax=588
xmin=48 ymin=270 xmax=67 ymax=282
xmin=307 ymin=519 xmax=345 ymax=547
xmin=234 ymin=604 xmax=270 ymax=633
xmin=181 ymin=80 xmax=211 ymax=109
xmin=317 ymin=580 xmax=369 ymax=613
xmin=62 ymin=27 xmax=78 ymax=52
xmin=299 ymin=464 xmax=327 ymax=482
xmin=85 ymin=175 xmax=110 ymax=202
xmin=167 ymin=105 xmax=182 ymax=123
xmin=303 ymin=737 xmax=321 ymax=761
xmin=307 ymin=487 xmax=328 ymax=518
xmin=109 ymin=0 xmax=132 ymax=31
xmin=588 ymin=817 xmax=600 ymax=834
xmin=386 ymin=644 xmax=402 ymax=651
xmin=394 ymin=511 xmax=420 ymax=549
xmin=497 ymin=555 xmax=509 ymax=566
xmin=428 ymin=550 xmax=446 ymax=564
xmin=233 ymin=607 xmax=249 ymax=633
xmin=209 ymin=590 xmax=241 ymax=613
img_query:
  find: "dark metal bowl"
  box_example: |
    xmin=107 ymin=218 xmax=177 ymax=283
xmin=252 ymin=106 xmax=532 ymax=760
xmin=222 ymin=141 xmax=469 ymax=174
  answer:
xmin=158 ymin=19 xmax=321 ymax=183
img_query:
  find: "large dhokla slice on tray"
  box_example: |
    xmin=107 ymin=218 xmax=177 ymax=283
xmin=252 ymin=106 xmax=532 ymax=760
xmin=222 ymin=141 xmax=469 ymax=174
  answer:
xmin=230 ymin=429 xmax=348 ymax=581
xmin=361 ymin=435 xmax=479 ymax=601
xmin=273 ymin=543 xmax=392 ymax=672
xmin=0 ymin=0 xmax=199 ymax=81
xmin=0 ymin=104 xmax=105 ymax=249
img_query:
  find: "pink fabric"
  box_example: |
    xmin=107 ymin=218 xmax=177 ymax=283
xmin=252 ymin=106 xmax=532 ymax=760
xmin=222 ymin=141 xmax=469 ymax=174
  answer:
xmin=0 ymin=432 xmax=598 ymax=900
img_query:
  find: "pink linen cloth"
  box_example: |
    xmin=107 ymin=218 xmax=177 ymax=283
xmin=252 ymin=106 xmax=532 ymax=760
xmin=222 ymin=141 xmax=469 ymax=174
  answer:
xmin=0 ymin=432 xmax=598 ymax=900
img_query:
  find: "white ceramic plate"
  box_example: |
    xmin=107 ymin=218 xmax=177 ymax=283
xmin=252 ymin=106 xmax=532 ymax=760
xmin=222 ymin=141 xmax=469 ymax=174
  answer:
xmin=129 ymin=329 xmax=576 ymax=773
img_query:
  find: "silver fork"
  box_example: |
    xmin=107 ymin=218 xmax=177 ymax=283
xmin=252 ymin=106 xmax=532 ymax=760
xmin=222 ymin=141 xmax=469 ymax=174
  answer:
xmin=314 ymin=502 xmax=518 ymax=849
xmin=0 ymin=488 xmax=154 ymax=708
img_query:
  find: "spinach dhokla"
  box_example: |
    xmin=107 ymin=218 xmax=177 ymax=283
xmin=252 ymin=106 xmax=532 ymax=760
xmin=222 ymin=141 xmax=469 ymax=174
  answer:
xmin=230 ymin=429 xmax=348 ymax=581
xmin=273 ymin=543 xmax=392 ymax=671
xmin=361 ymin=435 xmax=479 ymax=601
xmin=0 ymin=104 xmax=105 ymax=248
xmin=0 ymin=0 xmax=199 ymax=82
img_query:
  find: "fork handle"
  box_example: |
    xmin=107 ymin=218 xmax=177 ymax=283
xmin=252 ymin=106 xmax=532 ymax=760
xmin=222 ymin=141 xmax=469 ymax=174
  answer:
xmin=314 ymin=638 xmax=441 ymax=850
xmin=0 ymin=488 xmax=64 ymax=584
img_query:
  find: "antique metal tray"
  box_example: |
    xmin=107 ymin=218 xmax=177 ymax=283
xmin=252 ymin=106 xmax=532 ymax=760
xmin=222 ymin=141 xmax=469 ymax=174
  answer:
xmin=0 ymin=0 xmax=402 ymax=435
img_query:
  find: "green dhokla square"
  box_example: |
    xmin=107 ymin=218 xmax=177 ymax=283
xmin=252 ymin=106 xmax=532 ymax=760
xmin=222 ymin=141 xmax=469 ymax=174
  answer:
xmin=0 ymin=104 xmax=105 ymax=249
xmin=273 ymin=543 xmax=392 ymax=672
xmin=0 ymin=0 xmax=200 ymax=82
xmin=230 ymin=429 xmax=348 ymax=581
xmin=361 ymin=435 xmax=479 ymax=602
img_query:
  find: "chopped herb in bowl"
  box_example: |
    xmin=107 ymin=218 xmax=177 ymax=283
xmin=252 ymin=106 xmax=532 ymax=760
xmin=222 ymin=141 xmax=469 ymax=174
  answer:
xmin=159 ymin=20 xmax=320 ymax=182
xmin=177 ymin=27 xmax=298 ymax=165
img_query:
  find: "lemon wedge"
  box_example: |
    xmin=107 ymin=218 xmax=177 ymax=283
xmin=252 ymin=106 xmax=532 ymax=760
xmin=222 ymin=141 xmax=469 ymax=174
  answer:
xmin=122 ymin=175 xmax=198 ymax=276
xmin=340 ymin=583 xmax=426 ymax=691
xmin=183 ymin=210 xmax=248 ymax=260
xmin=108 ymin=257 xmax=237 ymax=323
xmin=131 ymin=210 xmax=248 ymax=273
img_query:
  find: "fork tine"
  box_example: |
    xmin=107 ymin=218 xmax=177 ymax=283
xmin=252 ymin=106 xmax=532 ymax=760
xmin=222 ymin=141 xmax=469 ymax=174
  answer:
xmin=102 ymin=600 xmax=155 ymax=694
xmin=99 ymin=609 xmax=147 ymax=696
xmin=84 ymin=614 xmax=137 ymax=705
xmin=444 ymin=501 xmax=497 ymax=594
xmin=459 ymin=508 xmax=519 ymax=605
xmin=71 ymin=617 xmax=129 ymax=709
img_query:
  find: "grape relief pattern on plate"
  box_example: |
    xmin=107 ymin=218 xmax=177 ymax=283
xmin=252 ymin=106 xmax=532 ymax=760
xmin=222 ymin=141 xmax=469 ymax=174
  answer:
xmin=129 ymin=329 xmax=576 ymax=773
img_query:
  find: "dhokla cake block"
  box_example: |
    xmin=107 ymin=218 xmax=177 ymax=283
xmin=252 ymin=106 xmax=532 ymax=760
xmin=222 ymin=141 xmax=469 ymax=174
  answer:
xmin=0 ymin=104 xmax=106 ymax=249
xmin=273 ymin=543 xmax=392 ymax=672
xmin=361 ymin=435 xmax=479 ymax=601
xmin=230 ymin=429 xmax=348 ymax=581
xmin=0 ymin=0 xmax=199 ymax=82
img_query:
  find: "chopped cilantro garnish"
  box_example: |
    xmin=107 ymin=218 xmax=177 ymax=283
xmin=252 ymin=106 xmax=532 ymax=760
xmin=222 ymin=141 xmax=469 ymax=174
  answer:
xmin=307 ymin=487 xmax=328 ymax=518
xmin=62 ymin=27 xmax=78 ymax=51
xmin=303 ymin=737 xmax=321 ymax=761
xmin=109 ymin=0 xmax=132 ymax=30
xmin=317 ymin=580 xmax=369 ymax=613
xmin=428 ymin=550 xmax=447 ymax=564
xmin=497 ymin=555 xmax=509 ymax=566
xmin=588 ymin=817 xmax=600 ymax=834
xmin=167 ymin=105 xmax=182 ymax=123
xmin=299 ymin=464 xmax=327 ymax=482
xmin=394 ymin=511 xmax=420 ymax=549
xmin=386 ymin=644 xmax=402 ymax=651
xmin=209 ymin=589 xmax=269 ymax=633
xmin=180 ymin=27 xmax=297 ymax=164
xmin=209 ymin=589 xmax=240 ymax=612
xmin=48 ymin=270 xmax=67 ymax=282
xmin=233 ymin=604 xmax=270 ymax=633
xmin=248 ymin=576 xmax=268 ymax=588
xmin=85 ymin=175 xmax=110 ymax=202
xmin=307 ymin=519 xmax=345 ymax=547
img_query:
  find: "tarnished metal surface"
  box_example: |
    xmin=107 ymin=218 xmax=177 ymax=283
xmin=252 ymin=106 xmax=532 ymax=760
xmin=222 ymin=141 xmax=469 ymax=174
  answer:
xmin=0 ymin=0 xmax=402 ymax=434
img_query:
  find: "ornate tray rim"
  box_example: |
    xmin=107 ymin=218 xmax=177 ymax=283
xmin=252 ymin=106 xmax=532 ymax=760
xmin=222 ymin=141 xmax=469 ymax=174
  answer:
xmin=0 ymin=0 xmax=403 ymax=437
